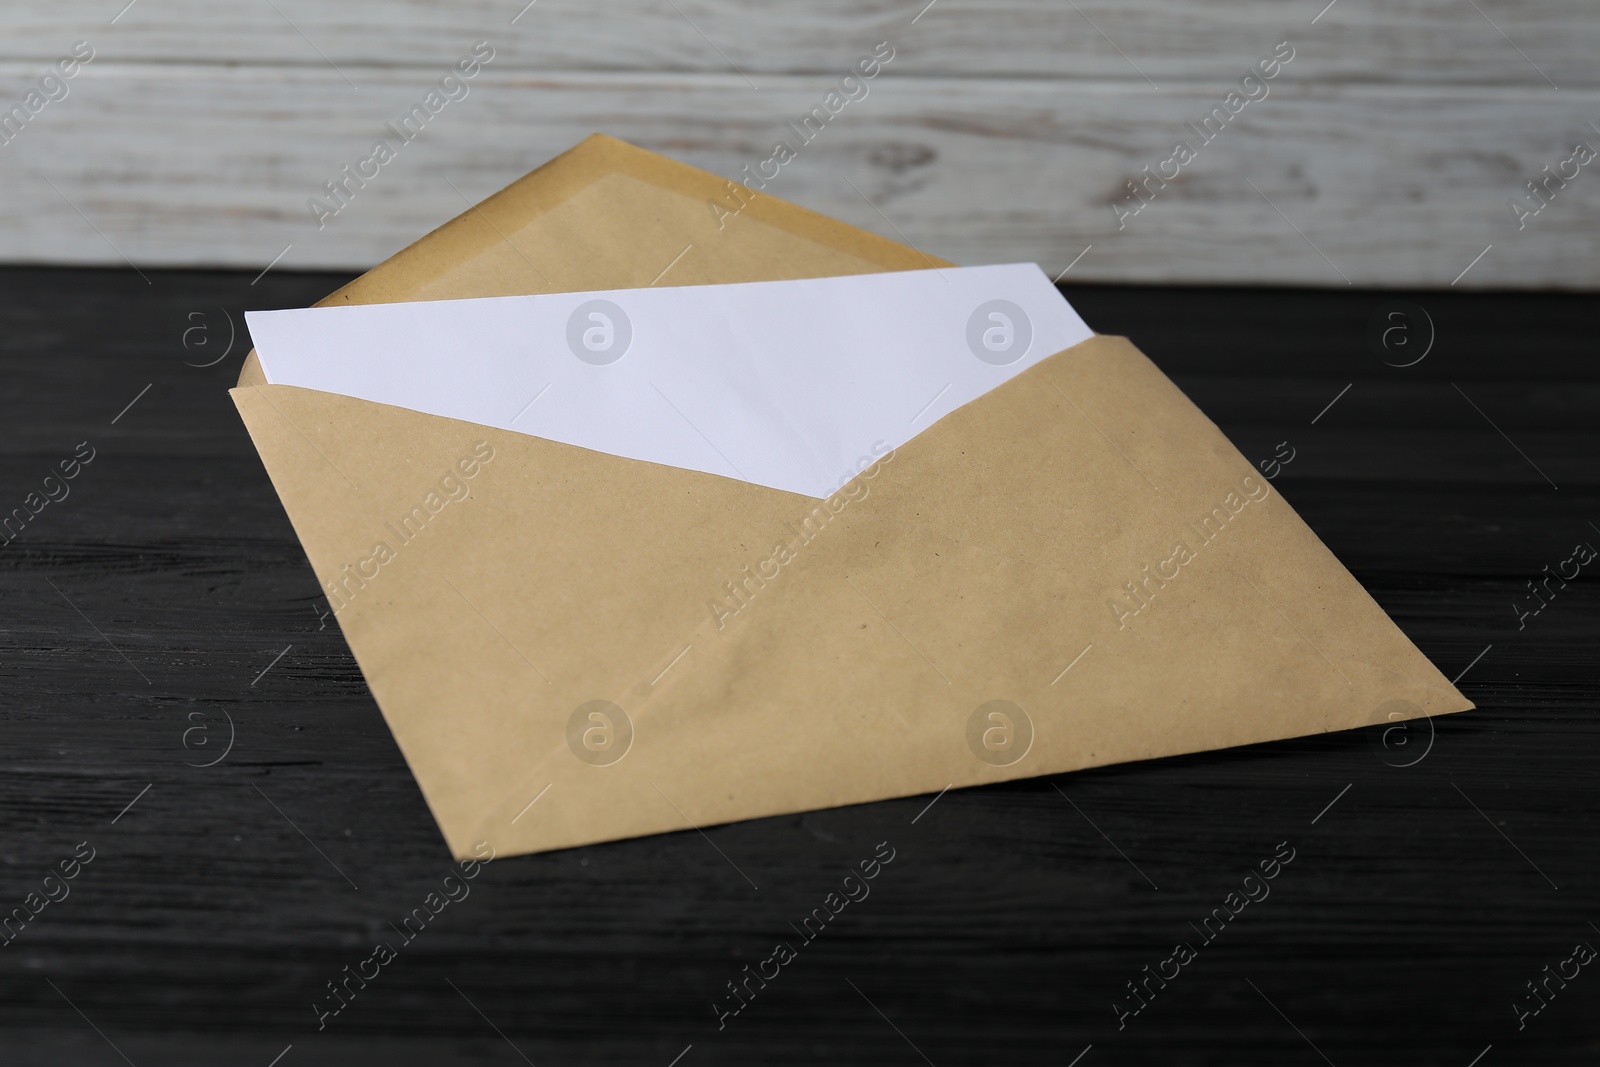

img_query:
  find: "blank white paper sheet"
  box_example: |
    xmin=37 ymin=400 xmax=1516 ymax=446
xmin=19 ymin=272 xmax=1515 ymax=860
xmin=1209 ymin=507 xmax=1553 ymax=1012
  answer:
xmin=245 ymin=263 xmax=1093 ymax=499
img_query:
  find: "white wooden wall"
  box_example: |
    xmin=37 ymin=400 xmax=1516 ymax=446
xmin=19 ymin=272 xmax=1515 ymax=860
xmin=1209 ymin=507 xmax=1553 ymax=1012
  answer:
xmin=0 ymin=0 xmax=1596 ymax=288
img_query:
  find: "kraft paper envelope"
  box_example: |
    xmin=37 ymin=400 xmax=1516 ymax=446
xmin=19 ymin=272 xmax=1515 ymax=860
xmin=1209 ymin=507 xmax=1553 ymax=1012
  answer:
xmin=232 ymin=134 xmax=1472 ymax=860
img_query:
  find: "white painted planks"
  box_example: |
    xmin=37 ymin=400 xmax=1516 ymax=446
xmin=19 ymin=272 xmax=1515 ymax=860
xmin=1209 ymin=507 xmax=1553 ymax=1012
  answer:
xmin=0 ymin=0 xmax=1593 ymax=287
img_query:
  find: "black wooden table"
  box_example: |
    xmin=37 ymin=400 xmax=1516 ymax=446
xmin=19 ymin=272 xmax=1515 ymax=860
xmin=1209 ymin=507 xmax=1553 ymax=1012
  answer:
xmin=1 ymin=268 xmax=1594 ymax=1065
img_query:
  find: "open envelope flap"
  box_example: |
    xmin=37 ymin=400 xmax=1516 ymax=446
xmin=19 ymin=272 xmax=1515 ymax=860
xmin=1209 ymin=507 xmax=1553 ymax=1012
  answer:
xmin=232 ymin=134 xmax=1470 ymax=859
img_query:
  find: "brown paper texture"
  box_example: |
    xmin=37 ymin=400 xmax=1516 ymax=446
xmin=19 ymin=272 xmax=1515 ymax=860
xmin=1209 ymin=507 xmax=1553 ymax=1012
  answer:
xmin=233 ymin=135 xmax=1471 ymax=859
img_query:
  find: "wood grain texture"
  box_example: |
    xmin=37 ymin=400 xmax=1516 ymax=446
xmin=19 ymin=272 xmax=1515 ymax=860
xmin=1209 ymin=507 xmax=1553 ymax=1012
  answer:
xmin=1 ymin=0 xmax=1597 ymax=285
xmin=0 ymin=268 xmax=1595 ymax=1064
xmin=0 ymin=63 xmax=1595 ymax=286
xmin=0 ymin=0 xmax=1594 ymax=85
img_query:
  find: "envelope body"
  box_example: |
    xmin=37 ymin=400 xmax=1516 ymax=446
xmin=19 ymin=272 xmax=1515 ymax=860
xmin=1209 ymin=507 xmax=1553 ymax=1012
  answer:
xmin=233 ymin=135 xmax=1471 ymax=859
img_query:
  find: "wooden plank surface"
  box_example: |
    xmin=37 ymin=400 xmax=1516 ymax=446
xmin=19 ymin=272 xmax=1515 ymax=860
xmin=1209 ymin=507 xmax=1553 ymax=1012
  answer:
xmin=1 ymin=1 xmax=1597 ymax=286
xmin=0 ymin=64 xmax=1595 ymax=286
xmin=0 ymin=0 xmax=1593 ymax=85
xmin=0 ymin=268 xmax=1594 ymax=1064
